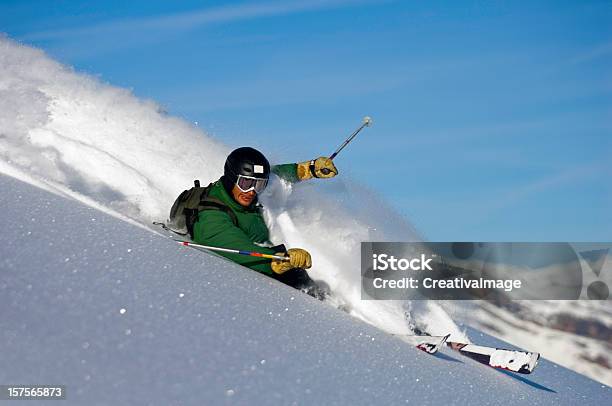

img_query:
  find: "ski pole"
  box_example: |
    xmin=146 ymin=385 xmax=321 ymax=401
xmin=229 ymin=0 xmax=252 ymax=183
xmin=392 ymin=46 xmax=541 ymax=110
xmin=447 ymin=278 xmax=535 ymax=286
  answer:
xmin=320 ymin=116 xmax=372 ymax=175
xmin=175 ymin=240 xmax=290 ymax=261
xmin=330 ymin=116 xmax=372 ymax=160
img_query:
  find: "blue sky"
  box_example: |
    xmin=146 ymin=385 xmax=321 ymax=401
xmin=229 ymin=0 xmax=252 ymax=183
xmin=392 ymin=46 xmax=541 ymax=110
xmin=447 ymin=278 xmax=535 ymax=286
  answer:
xmin=2 ymin=0 xmax=611 ymax=240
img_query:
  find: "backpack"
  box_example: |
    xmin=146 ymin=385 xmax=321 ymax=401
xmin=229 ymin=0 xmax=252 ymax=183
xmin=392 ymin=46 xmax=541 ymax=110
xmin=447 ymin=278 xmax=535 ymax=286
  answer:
xmin=168 ymin=180 xmax=237 ymax=238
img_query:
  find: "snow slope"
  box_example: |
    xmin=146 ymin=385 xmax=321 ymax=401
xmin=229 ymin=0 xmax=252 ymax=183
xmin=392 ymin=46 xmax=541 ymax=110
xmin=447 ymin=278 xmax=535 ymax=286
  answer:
xmin=1 ymin=35 xmax=610 ymax=389
xmin=1 ymin=173 xmax=610 ymax=405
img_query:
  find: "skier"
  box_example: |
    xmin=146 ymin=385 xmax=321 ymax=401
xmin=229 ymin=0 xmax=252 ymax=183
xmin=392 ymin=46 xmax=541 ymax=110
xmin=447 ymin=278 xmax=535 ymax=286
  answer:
xmin=192 ymin=147 xmax=337 ymax=298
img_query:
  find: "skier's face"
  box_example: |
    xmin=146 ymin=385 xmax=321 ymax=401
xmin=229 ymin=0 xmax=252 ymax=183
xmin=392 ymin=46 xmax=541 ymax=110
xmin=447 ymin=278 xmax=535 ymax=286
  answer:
xmin=232 ymin=184 xmax=256 ymax=207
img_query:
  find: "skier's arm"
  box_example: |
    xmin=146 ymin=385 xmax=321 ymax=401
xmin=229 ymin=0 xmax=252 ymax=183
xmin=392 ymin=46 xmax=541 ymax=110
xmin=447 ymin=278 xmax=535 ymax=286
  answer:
xmin=271 ymin=163 xmax=300 ymax=183
xmin=193 ymin=210 xmax=276 ymax=275
xmin=272 ymin=157 xmax=338 ymax=183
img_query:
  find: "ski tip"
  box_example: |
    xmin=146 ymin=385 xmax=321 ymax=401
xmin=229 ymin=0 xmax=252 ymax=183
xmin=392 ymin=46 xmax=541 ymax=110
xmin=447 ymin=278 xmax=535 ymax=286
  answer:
xmin=416 ymin=334 xmax=451 ymax=355
xmin=518 ymin=352 xmax=541 ymax=374
xmin=416 ymin=342 xmax=438 ymax=354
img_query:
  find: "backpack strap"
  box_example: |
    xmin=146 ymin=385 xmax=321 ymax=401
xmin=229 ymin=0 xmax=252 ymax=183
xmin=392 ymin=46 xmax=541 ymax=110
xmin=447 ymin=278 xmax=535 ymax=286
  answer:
xmin=183 ymin=182 xmax=239 ymax=239
xmin=198 ymin=196 xmax=238 ymax=227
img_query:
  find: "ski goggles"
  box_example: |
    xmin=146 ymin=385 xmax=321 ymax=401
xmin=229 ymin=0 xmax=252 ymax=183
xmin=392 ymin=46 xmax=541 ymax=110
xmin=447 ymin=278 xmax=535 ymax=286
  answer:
xmin=235 ymin=174 xmax=269 ymax=193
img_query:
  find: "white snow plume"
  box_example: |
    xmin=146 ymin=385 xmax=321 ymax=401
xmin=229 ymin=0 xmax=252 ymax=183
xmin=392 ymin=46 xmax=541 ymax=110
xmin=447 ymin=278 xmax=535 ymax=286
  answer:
xmin=0 ymin=36 xmax=464 ymax=340
xmin=0 ymin=36 xmax=229 ymax=222
xmin=262 ymin=178 xmax=466 ymax=340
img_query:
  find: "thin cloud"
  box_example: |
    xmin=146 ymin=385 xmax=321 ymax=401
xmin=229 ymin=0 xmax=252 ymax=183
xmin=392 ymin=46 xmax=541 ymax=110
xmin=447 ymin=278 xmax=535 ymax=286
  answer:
xmin=404 ymin=160 xmax=608 ymax=233
xmin=483 ymin=160 xmax=606 ymax=216
xmin=570 ymin=41 xmax=612 ymax=65
xmin=23 ymin=0 xmax=379 ymax=41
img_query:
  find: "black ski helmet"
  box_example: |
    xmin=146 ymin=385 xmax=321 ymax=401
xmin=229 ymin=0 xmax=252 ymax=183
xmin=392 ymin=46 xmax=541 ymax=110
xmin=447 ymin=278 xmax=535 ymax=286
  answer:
xmin=222 ymin=147 xmax=270 ymax=192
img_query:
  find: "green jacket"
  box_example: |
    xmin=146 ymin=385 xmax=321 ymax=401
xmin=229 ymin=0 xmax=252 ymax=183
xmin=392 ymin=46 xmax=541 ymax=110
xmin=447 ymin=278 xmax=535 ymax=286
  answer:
xmin=192 ymin=163 xmax=299 ymax=275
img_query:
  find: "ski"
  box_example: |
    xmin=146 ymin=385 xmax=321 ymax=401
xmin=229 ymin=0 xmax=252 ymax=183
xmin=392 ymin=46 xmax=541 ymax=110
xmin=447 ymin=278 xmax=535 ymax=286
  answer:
xmin=446 ymin=341 xmax=540 ymax=374
xmin=394 ymin=334 xmax=451 ymax=354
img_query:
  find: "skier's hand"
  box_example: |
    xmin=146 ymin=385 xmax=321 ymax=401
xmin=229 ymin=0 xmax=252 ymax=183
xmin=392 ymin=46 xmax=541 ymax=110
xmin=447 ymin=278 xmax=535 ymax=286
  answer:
xmin=297 ymin=157 xmax=338 ymax=180
xmin=313 ymin=157 xmax=338 ymax=178
xmin=271 ymin=248 xmax=312 ymax=274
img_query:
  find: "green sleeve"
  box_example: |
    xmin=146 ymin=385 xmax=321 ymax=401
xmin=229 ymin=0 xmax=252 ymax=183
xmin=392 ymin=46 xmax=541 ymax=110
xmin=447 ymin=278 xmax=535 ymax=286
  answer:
xmin=192 ymin=210 xmax=276 ymax=275
xmin=271 ymin=163 xmax=299 ymax=183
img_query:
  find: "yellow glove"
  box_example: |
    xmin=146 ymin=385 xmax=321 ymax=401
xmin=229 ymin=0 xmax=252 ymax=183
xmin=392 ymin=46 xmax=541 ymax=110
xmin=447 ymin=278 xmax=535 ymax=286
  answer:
xmin=270 ymin=248 xmax=312 ymax=274
xmin=296 ymin=157 xmax=338 ymax=180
